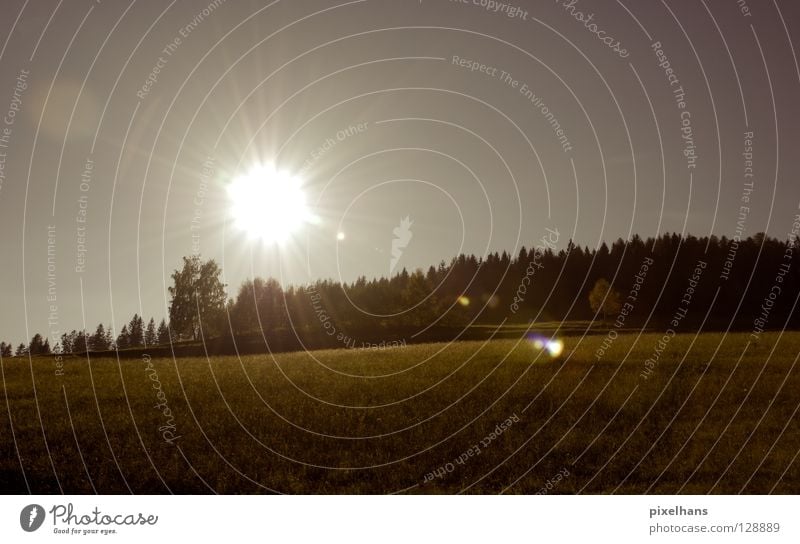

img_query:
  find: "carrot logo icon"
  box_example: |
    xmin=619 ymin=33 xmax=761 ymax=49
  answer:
xmin=390 ymin=216 xmax=413 ymax=274
xmin=20 ymin=504 xmax=45 ymax=532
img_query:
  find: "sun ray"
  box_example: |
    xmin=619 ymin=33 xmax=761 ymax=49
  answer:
xmin=227 ymin=164 xmax=314 ymax=244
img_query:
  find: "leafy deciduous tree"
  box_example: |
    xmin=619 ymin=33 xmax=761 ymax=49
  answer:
xmin=168 ymin=256 xmax=227 ymax=340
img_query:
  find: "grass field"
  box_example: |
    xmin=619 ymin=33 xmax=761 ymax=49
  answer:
xmin=1 ymin=330 xmax=799 ymax=494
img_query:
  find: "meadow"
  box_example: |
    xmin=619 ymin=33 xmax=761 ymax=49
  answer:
xmin=1 ymin=330 xmax=798 ymax=494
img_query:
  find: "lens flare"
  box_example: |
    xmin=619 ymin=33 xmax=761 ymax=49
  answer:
xmin=546 ymin=339 xmax=564 ymax=357
xmin=483 ymin=294 xmax=500 ymax=309
xmin=526 ymin=334 xmax=564 ymax=358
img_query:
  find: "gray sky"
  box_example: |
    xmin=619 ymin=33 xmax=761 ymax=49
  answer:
xmin=0 ymin=0 xmax=799 ymax=346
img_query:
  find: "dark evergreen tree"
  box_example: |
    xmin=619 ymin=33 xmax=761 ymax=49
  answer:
xmin=90 ymin=324 xmax=110 ymax=351
xmin=73 ymin=331 xmax=89 ymax=353
xmin=156 ymin=319 xmax=169 ymax=345
xmin=128 ymin=314 xmax=144 ymax=347
xmin=28 ymin=333 xmax=46 ymax=355
xmin=105 ymin=326 xmax=114 ymax=350
xmin=145 ymin=318 xmax=157 ymax=346
xmin=116 ymin=325 xmax=130 ymax=350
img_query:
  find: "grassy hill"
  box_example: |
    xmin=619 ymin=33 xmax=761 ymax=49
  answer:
xmin=1 ymin=331 xmax=798 ymax=493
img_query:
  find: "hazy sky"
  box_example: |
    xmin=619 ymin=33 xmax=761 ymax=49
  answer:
xmin=0 ymin=0 xmax=799 ymax=345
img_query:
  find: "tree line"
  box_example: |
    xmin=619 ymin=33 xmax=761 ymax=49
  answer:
xmin=1 ymin=232 xmax=798 ymax=357
xmin=0 ymin=315 xmax=171 ymax=357
xmin=165 ymin=232 xmax=800 ymax=343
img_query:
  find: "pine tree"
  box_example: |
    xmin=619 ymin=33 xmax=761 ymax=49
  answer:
xmin=73 ymin=331 xmax=88 ymax=353
xmin=156 ymin=319 xmax=169 ymax=345
xmin=28 ymin=333 xmax=46 ymax=355
xmin=128 ymin=314 xmax=144 ymax=347
xmin=90 ymin=324 xmax=109 ymax=351
xmin=145 ymin=318 xmax=157 ymax=347
xmin=116 ymin=325 xmax=130 ymax=350
xmin=15 ymin=343 xmax=26 ymax=356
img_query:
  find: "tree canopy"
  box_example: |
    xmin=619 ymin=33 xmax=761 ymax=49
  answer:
xmin=168 ymin=255 xmax=227 ymax=340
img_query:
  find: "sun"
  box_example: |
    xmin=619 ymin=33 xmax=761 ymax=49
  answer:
xmin=227 ymin=164 xmax=314 ymax=243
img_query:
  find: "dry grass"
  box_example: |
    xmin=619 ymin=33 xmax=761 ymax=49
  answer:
xmin=1 ymin=331 xmax=798 ymax=493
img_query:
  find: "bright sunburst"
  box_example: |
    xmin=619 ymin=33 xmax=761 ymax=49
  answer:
xmin=227 ymin=164 xmax=314 ymax=244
